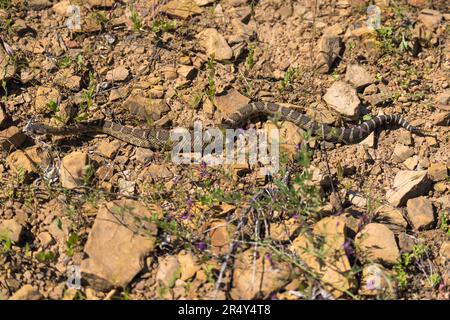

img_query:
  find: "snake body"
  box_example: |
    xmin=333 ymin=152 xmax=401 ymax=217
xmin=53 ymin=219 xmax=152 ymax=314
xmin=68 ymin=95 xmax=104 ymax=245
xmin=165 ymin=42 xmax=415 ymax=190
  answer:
xmin=26 ymin=102 xmax=419 ymax=149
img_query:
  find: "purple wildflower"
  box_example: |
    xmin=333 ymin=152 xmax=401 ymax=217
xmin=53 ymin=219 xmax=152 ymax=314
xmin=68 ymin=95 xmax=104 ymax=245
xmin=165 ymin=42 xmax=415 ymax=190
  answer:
xmin=195 ymin=241 xmax=207 ymax=251
xmin=292 ymin=213 xmax=300 ymax=220
xmin=343 ymin=239 xmax=354 ymax=257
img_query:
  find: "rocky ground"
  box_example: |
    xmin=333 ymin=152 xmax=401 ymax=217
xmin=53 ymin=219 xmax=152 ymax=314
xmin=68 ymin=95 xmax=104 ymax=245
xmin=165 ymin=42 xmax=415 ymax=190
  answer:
xmin=0 ymin=0 xmax=449 ymax=300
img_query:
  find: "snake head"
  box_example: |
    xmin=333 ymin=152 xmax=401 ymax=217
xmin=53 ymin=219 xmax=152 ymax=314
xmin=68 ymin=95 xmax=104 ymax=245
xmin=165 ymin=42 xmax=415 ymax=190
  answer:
xmin=23 ymin=118 xmax=48 ymax=135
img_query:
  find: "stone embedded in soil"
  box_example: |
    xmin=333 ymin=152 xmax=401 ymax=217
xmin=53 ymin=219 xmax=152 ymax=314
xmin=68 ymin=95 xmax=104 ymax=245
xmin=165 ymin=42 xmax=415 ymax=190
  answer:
xmin=323 ymin=81 xmax=361 ymax=119
xmin=6 ymin=146 xmax=51 ymax=177
xmin=52 ymin=0 xmax=71 ymax=16
xmin=0 ymin=45 xmax=16 ymax=82
xmin=230 ymin=248 xmax=292 ymax=300
xmin=59 ymin=151 xmax=89 ymax=189
xmin=80 ymin=200 xmax=158 ymax=290
xmin=28 ymin=0 xmax=52 ymax=10
xmin=392 ymin=145 xmax=415 ymax=163
xmin=141 ymin=164 xmax=173 ymax=180
xmin=291 ymin=216 xmax=353 ymax=298
xmin=54 ymin=69 xmax=81 ymax=91
xmin=106 ymin=66 xmax=129 ymax=82
xmin=209 ymin=219 xmax=236 ymax=256
xmin=162 ymin=0 xmax=203 ymax=19
xmin=359 ymin=264 xmax=396 ymax=297
xmin=0 ymin=126 xmax=26 ymax=150
xmin=315 ymin=34 xmax=342 ymax=74
xmin=214 ymin=89 xmax=250 ymax=118
xmin=177 ymin=65 xmax=197 ymax=80
xmin=96 ymin=140 xmax=121 ymax=159
xmin=418 ymin=9 xmax=442 ymax=30
xmin=9 ymin=285 xmax=42 ymax=300
xmin=386 ymin=170 xmax=431 ymax=207
xmin=374 ymin=206 xmax=407 ymax=229
xmin=355 ymin=223 xmax=400 ymax=266
xmin=427 ymin=163 xmax=448 ymax=181
xmin=0 ymin=219 xmax=23 ymax=243
xmin=37 ymin=231 xmax=55 ymax=247
xmin=156 ymin=256 xmax=181 ymax=288
xmin=194 ymin=0 xmax=214 ymax=6
xmin=264 ymin=121 xmax=303 ymax=158
xmin=124 ymin=92 xmax=170 ymax=121
xmin=440 ymin=241 xmax=450 ymax=265
xmin=35 ymin=86 xmax=61 ymax=113
xmin=345 ymin=64 xmax=374 ymax=90
xmin=398 ymin=233 xmax=417 ymax=253
xmin=430 ymin=111 xmax=450 ymax=126
xmin=135 ymin=147 xmax=154 ymax=164
xmin=88 ymin=0 xmax=114 ymax=7
xmin=403 ymin=156 xmax=419 ymax=170
xmin=177 ymin=250 xmax=200 ymax=281
xmin=406 ymin=196 xmax=435 ymax=230
xmin=198 ymin=28 xmax=233 ymax=61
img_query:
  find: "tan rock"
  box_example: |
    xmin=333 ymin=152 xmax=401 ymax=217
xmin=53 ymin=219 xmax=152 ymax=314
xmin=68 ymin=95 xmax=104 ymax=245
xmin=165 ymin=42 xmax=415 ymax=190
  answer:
xmin=177 ymin=65 xmax=197 ymax=80
xmin=209 ymin=219 xmax=235 ymax=256
xmin=0 ymin=219 xmax=23 ymax=243
xmin=80 ymin=200 xmax=158 ymax=290
xmin=359 ymin=264 xmax=396 ymax=297
xmin=355 ymin=223 xmax=400 ymax=266
xmin=403 ymin=156 xmax=419 ymax=170
xmin=161 ymin=0 xmax=203 ymax=19
xmin=198 ymin=28 xmax=233 ymax=61
xmin=52 ymin=0 xmax=71 ymax=16
xmin=35 ymin=86 xmax=61 ymax=113
xmin=88 ymin=0 xmax=114 ymax=7
xmin=392 ymin=145 xmax=414 ymax=163
xmin=156 ymin=256 xmax=180 ymax=288
xmin=177 ymin=250 xmax=200 ymax=281
xmin=230 ymin=248 xmax=292 ymax=299
xmin=9 ymin=285 xmax=42 ymax=300
xmin=418 ymin=9 xmax=442 ymax=30
xmin=124 ymin=92 xmax=170 ymax=121
xmin=54 ymin=69 xmax=81 ymax=91
xmin=345 ymin=64 xmax=374 ymax=90
xmin=323 ymin=81 xmax=361 ymax=119
xmin=106 ymin=66 xmax=129 ymax=82
xmin=141 ymin=164 xmax=173 ymax=180
xmin=428 ymin=163 xmax=448 ymax=181
xmin=374 ymin=206 xmax=407 ymax=229
xmin=406 ymin=196 xmax=435 ymax=230
xmin=0 ymin=104 xmax=7 ymax=129
xmin=439 ymin=241 xmax=450 ymax=265
xmin=0 ymin=126 xmax=26 ymax=150
xmin=0 ymin=45 xmax=16 ymax=82
xmin=214 ymin=89 xmax=250 ymax=118
xmin=59 ymin=151 xmax=89 ymax=189
xmin=37 ymin=231 xmax=55 ymax=247
xmin=386 ymin=170 xmax=431 ymax=207
xmin=315 ymin=34 xmax=342 ymax=74
xmin=7 ymin=146 xmax=51 ymax=176
xmin=96 ymin=140 xmax=121 ymax=159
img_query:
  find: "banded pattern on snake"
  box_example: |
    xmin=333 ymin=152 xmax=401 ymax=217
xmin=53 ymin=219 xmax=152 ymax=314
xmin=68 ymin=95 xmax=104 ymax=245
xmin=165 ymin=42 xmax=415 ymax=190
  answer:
xmin=25 ymin=101 xmax=420 ymax=149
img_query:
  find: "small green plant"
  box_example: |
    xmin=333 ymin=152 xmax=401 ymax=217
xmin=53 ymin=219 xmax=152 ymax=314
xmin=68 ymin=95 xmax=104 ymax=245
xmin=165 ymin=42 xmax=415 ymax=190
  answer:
xmin=75 ymin=71 xmax=96 ymax=122
xmin=66 ymin=233 xmax=79 ymax=257
xmin=57 ymin=56 xmax=72 ymax=69
xmin=151 ymin=19 xmax=177 ymax=33
xmin=377 ymin=27 xmax=395 ymax=56
xmin=245 ymin=45 xmax=255 ymax=71
xmin=279 ymin=68 xmax=296 ymax=93
xmin=439 ymin=212 xmax=450 ymax=236
xmin=129 ymin=7 xmax=142 ymax=32
xmin=83 ymin=164 xmax=95 ymax=186
xmin=0 ymin=233 xmax=12 ymax=253
xmin=36 ymin=250 xmax=56 ymax=263
xmin=0 ymin=0 xmax=11 ymax=9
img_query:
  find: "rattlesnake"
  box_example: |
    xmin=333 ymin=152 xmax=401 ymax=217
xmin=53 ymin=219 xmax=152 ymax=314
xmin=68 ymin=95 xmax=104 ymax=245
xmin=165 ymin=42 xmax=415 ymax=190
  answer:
xmin=25 ymin=101 xmax=421 ymax=149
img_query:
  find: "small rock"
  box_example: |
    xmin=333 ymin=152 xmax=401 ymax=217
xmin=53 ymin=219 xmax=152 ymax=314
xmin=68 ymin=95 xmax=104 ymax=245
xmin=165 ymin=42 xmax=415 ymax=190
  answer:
xmin=106 ymin=66 xmax=129 ymax=82
xmin=403 ymin=156 xmax=419 ymax=170
xmin=9 ymin=285 xmax=42 ymax=300
xmin=407 ymin=0 xmax=430 ymax=8
xmin=323 ymin=81 xmax=361 ymax=119
xmin=81 ymin=200 xmax=158 ymax=290
xmin=198 ymin=28 xmax=233 ymax=61
xmin=0 ymin=126 xmax=26 ymax=150
xmin=88 ymin=0 xmax=114 ymax=7
xmin=315 ymin=34 xmax=342 ymax=74
xmin=124 ymin=93 xmax=170 ymax=121
xmin=177 ymin=65 xmax=197 ymax=80
xmin=210 ymin=219 xmax=235 ymax=256
xmin=386 ymin=170 xmax=431 ymax=207
xmin=359 ymin=264 xmax=396 ymax=297
xmin=177 ymin=251 xmax=200 ymax=281
xmin=427 ymin=163 xmax=448 ymax=181
xmin=52 ymin=0 xmax=71 ymax=16
xmin=230 ymin=248 xmax=291 ymax=299
xmin=37 ymin=231 xmax=55 ymax=247
xmin=418 ymin=9 xmax=442 ymax=30
xmin=345 ymin=64 xmax=374 ymax=90
xmin=374 ymin=206 xmax=407 ymax=229
xmin=392 ymin=145 xmax=415 ymax=163
xmin=35 ymin=86 xmax=61 ymax=113
xmin=0 ymin=43 xmax=16 ymax=82
xmin=161 ymin=0 xmax=203 ymax=19
xmin=135 ymin=147 xmax=154 ymax=164
xmin=7 ymin=146 xmax=51 ymax=177
xmin=59 ymin=151 xmax=89 ymax=189
xmin=355 ymin=223 xmax=400 ymax=266
xmin=141 ymin=164 xmax=173 ymax=180
xmin=439 ymin=241 xmax=450 ymax=264
xmin=54 ymin=69 xmax=81 ymax=91
xmin=96 ymin=140 xmax=121 ymax=159
xmin=406 ymin=196 xmax=435 ymax=230
xmin=214 ymin=89 xmax=250 ymax=118
xmin=156 ymin=256 xmax=180 ymax=288
xmin=0 ymin=219 xmax=23 ymax=243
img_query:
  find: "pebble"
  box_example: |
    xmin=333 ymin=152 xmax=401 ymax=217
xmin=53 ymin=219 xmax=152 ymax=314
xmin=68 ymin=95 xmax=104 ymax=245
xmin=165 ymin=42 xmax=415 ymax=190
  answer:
xmin=406 ymin=196 xmax=435 ymax=230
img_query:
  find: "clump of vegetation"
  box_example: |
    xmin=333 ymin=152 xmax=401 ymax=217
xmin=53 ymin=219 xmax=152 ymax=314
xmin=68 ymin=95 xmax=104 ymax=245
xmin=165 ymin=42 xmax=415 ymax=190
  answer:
xmin=129 ymin=6 xmax=142 ymax=32
xmin=279 ymin=68 xmax=297 ymax=93
xmin=151 ymin=19 xmax=177 ymax=33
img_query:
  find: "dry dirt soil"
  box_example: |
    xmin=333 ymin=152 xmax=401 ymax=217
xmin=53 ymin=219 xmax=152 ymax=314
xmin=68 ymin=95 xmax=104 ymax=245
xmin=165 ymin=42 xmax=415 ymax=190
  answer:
xmin=0 ymin=0 xmax=449 ymax=300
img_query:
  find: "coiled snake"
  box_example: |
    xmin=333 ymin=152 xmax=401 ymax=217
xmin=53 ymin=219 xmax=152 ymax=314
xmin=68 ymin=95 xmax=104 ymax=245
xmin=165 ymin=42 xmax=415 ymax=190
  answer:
xmin=25 ymin=101 xmax=421 ymax=149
